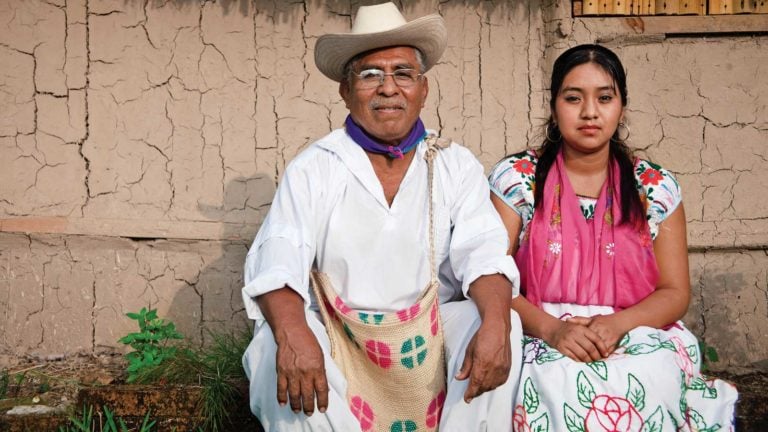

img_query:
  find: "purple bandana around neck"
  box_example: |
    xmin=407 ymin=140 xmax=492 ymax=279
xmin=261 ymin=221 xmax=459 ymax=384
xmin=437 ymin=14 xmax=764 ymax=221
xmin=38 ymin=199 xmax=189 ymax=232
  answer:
xmin=344 ymin=115 xmax=427 ymax=159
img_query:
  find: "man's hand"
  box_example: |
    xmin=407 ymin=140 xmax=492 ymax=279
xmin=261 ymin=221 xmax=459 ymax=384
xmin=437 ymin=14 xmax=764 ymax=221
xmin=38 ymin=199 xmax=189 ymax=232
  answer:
xmin=455 ymin=320 xmax=511 ymax=403
xmin=274 ymin=322 xmax=329 ymax=416
xmin=546 ymin=318 xmax=609 ymax=362
xmin=458 ymin=274 xmax=514 ymax=403
xmin=258 ymin=287 xmax=329 ymax=416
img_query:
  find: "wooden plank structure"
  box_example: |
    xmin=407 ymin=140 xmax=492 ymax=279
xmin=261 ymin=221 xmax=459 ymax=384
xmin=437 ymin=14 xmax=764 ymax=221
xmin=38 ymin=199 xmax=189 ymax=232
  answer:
xmin=573 ymin=0 xmax=768 ymax=14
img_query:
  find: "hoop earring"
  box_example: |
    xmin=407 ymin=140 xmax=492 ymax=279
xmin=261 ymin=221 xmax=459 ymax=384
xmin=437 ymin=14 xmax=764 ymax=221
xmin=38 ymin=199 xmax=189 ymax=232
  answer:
xmin=616 ymin=122 xmax=631 ymax=142
xmin=545 ymin=123 xmax=562 ymax=143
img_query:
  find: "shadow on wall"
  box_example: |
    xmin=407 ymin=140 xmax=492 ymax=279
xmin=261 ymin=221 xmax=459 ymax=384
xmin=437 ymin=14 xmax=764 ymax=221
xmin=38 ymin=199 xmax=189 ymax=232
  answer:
xmin=121 ymin=0 xmax=529 ymax=21
xmin=165 ymin=173 xmax=275 ymax=348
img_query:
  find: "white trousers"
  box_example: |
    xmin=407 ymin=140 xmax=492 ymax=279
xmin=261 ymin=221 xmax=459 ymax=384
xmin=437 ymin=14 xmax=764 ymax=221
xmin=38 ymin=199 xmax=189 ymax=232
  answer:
xmin=243 ymin=301 xmax=523 ymax=432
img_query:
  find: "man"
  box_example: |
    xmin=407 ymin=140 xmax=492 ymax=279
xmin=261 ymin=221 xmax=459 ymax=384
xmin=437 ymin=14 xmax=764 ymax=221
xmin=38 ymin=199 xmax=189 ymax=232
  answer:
xmin=242 ymin=3 xmax=522 ymax=431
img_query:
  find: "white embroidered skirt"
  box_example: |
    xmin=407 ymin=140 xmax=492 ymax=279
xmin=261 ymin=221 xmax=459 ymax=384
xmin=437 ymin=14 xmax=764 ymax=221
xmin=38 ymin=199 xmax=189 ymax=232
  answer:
xmin=513 ymin=303 xmax=738 ymax=432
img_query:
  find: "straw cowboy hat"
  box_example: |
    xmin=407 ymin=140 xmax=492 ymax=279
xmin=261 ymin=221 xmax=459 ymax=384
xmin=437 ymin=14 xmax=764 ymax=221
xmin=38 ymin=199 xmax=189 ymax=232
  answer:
xmin=314 ymin=2 xmax=447 ymax=82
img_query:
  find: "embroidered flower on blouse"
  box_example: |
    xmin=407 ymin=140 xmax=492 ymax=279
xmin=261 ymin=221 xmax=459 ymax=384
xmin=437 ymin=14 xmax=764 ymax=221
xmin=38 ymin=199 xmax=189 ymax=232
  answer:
xmin=549 ymin=241 xmax=562 ymax=255
xmin=639 ymin=168 xmax=663 ymax=186
xmin=605 ymin=242 xmax=615 ymax=256
xmin=513 ymin=158 xmax=535 ymax=175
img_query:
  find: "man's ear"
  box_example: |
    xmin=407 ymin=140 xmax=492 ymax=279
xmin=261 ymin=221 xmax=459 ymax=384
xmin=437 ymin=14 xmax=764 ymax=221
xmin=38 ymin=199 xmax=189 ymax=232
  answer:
xmin=339 ymin=81 xmax=351 ymax=109
xmin=420 ymin=76 xmax=429 ymax=108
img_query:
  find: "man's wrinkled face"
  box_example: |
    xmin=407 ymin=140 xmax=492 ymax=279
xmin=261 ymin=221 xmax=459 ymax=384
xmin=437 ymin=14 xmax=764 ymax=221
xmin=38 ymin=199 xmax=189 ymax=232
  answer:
xmin=340 ymin=46 xmax=429 ymax=146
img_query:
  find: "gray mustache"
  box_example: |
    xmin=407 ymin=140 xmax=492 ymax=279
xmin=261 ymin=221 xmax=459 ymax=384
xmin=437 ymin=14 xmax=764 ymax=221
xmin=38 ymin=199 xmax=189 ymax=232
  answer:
xmin=369 ymin=99 xmax=406 ymax=110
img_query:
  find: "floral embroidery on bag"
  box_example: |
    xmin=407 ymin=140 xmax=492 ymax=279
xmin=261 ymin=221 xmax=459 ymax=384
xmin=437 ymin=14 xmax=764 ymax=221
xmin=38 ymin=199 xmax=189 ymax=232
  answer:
xmin=400 ymin=335 xmax=428 ymax=369
xmin=364 ymin=339 xmax=392 ymax=369
xmin=350 ymin=396 xmax=375 ymax=431
xmin=425 ymin=390 xmax=446 ymax=428
xmin=390 ymin=420 xmax=418 ymax=432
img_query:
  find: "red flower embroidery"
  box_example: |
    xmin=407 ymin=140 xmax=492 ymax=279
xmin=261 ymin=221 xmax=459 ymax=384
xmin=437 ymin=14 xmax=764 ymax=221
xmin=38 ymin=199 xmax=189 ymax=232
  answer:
xmin=639 ymin=168 xmax=662 ymax=186
xmin=513 ymin=159 xmax=535 ymax=175
xmin=585 ymin=395 xmax=644 ymax=431
xmin=512 ymin=404 xmax=531 ymax=432
xmin=671 ymin=336 xmax=695 ymax=386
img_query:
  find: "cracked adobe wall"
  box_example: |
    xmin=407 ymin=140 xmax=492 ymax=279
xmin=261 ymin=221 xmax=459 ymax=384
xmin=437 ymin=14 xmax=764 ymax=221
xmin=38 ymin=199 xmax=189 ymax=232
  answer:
xmin=0 ymin=0 xmax=766 ymax=371
xmin=0 ymin=0 xmax=536 ymax=363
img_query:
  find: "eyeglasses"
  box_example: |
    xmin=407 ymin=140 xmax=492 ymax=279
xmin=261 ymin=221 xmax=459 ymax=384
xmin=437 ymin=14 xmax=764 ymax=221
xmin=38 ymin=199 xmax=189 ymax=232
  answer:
xmin=352 ymin=68 xmax=423 ymax=89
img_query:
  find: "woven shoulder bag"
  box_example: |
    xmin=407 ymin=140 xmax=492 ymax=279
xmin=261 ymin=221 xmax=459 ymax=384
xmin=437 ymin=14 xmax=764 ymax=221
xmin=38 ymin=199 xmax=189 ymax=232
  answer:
xmin=311 ymin=135 xmax=451 ymax=432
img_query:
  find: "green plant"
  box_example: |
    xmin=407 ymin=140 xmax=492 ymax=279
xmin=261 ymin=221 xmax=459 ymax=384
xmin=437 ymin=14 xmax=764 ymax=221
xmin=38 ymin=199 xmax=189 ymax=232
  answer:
xmin=699 ymin=340 xmax=720 ymax=372
xmin=118 ymin=308 xmax=252 ymax=431
xmin=123 ymin=325 xmax=252 ymax=431
xmin=0 ymin=369 xmax=9 ymax=399
xmin=118 ymin=307 xmax=185 ymax=383
xmin=58 ymin=404 xmax=156 ymax=432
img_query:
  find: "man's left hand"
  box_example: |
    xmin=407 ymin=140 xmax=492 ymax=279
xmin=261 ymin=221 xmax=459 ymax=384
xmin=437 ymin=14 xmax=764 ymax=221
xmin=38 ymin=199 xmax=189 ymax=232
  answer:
xmin=455 ymin=319 xmax=511 ymax=403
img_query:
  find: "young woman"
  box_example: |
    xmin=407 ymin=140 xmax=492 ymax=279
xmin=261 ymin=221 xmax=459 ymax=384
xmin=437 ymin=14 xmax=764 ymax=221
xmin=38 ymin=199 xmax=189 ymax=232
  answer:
xmin=489 ymin=44 xmax=737 ymax=431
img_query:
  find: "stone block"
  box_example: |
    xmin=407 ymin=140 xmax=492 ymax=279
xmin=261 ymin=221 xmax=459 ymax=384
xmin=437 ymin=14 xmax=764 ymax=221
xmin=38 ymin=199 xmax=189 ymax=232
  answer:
xmin=687 ymin=251 xmax=768 ymax=371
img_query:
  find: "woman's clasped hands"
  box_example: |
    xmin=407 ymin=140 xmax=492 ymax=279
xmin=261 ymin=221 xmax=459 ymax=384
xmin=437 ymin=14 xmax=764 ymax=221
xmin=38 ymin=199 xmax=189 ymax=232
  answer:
xmin=547 ymin=314 xmax=627 ymax=363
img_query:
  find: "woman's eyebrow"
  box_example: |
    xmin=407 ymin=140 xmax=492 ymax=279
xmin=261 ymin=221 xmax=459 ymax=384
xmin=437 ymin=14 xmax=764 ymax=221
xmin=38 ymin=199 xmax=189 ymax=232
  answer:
xmin=560 ymin=85 xmax=616 ymax=93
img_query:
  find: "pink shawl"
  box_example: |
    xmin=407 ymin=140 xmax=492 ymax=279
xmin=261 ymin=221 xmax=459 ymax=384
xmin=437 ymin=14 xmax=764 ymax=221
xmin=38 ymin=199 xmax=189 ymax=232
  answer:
xmin=514 ymin=150 xmax=659 ymax=310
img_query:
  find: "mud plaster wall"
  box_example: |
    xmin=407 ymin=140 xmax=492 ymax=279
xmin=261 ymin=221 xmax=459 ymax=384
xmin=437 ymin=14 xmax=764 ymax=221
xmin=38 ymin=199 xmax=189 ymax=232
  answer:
xmin=0 ymin=0 xmax=765 ymax=371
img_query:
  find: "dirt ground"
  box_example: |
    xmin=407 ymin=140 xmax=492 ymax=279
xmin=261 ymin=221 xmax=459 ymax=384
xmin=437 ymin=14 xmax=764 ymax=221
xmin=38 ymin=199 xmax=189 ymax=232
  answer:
xmin=1 ymin=354 xmax=766 ymax=431
xmin=0 ymin=353 xmax=127 ymax=413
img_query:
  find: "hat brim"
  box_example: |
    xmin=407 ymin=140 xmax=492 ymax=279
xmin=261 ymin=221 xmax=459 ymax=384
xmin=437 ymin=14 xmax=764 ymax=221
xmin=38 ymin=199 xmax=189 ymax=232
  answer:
xmin=314 ymin=14 xmax=447 ymax=82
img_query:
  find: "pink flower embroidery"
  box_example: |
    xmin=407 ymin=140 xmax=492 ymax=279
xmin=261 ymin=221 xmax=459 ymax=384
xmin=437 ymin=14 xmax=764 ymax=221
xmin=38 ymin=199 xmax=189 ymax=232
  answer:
xmin=397 ymin=304 xmax=421 ymax=322
xmin=512 ymin=404 xmax=531 ymax=432
xmin=425 ymin=390 xmax=446 ymax=428
xmin=334 ymin=296 xmax=352 ymax=316
xmin=430 ymin=302 xmax=439 ymax=336
xmin=671 ymin=336 xmax=695 ymax=386
xmin=364 ymin=340 xmax=392 ymax=369
xmin=585 ymin=395 xmax=644 ymax=432
xmin=350 ymin=396 xmax=375 ymax=431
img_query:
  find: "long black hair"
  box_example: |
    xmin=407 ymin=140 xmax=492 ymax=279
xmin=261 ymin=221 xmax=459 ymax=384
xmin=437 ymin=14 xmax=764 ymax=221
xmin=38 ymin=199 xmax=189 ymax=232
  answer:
xmin=534 ymin=44 xmax=644 ymax=226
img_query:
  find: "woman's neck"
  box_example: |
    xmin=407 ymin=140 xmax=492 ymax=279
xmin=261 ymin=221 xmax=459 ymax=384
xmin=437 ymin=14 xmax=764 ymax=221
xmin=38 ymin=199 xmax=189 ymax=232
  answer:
xmin=562 ymin=144 xmax=610 ymax=198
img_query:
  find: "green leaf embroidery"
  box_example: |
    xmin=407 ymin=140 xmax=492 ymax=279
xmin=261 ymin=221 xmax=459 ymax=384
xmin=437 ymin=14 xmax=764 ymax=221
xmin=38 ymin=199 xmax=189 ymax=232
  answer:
xmin=524 ymin=377 xmax=540 ymax=414
xmin=624 ymin=343 xmax=662 ymax=355
xmin=577 ymin=371 xmax=596 ymax=409
xmin=626 ymin=373 xmax=646 ymax=412
xmin=640 ymin=406 xmax=664 ymax=432
xmin=687 ymin=407 xmax=707 ymax=430
xmin=704 ymin=385 xmax=718 ymax=399
xmin=536 ymin=350 xmax=565 ymax=364
xmin=530 ymin=412 xmax=550 ymax=432
xmin=563 ymin=403 xmax=586 ymax=432
xmin=668 ymin=410 xmax=680 ymax=429
xmin=618 ymin=333 xmax=630 ymax=347
xmin=586 ymin=361 xmax=608 ymax=381
xmin=687 ymin=377 xmax=707 ymax=391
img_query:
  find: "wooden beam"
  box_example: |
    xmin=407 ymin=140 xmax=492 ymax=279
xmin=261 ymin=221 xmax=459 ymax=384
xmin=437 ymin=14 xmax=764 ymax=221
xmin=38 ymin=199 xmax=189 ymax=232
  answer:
xmin=577 ymin=14 xmax=768 ymax=33
xmin=0 ymin=217 xmax=259 ymax=242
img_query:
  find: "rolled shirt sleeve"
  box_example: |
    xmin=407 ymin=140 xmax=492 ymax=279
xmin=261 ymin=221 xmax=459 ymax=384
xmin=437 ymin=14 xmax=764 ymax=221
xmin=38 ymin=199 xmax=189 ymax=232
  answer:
xmin=241 ymin=157 xmax=319 ymax=326
xmin=442 ymin=145 xmax=520 ymax=299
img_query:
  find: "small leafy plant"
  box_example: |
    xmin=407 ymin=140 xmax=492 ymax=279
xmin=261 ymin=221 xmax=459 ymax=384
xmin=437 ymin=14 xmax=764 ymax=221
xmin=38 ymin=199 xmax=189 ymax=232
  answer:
xmin=118 ymin=308 xmax=252 ymax=431
xmin=118 ymin=307 xmax=185 ymax=383
xmin=699 ymin=340 xmax=720 ymax=372
xmin=58 ymin=404 xmax=156 ymax=432
xmin=0 ymin=369 xmax=9 ymax=399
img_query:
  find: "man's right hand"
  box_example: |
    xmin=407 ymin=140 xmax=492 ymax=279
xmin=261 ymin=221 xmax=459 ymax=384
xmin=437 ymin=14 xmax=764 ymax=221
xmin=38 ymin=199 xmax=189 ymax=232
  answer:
xmin=257 ymin=287 xmax=329 ymax=416
xmin=274 ymin=322 xmax=329 ymax=415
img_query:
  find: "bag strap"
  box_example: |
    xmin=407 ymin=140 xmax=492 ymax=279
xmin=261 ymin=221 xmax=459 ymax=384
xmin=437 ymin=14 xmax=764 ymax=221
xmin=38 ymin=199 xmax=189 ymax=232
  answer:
xmin=423 ymin=134 xmax=451 ymax=285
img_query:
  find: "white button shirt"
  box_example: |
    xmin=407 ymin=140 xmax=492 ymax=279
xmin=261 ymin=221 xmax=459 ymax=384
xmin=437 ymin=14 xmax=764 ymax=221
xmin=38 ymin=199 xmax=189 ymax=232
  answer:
xmin=242 ymin=129 xmax=519 ymax=326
